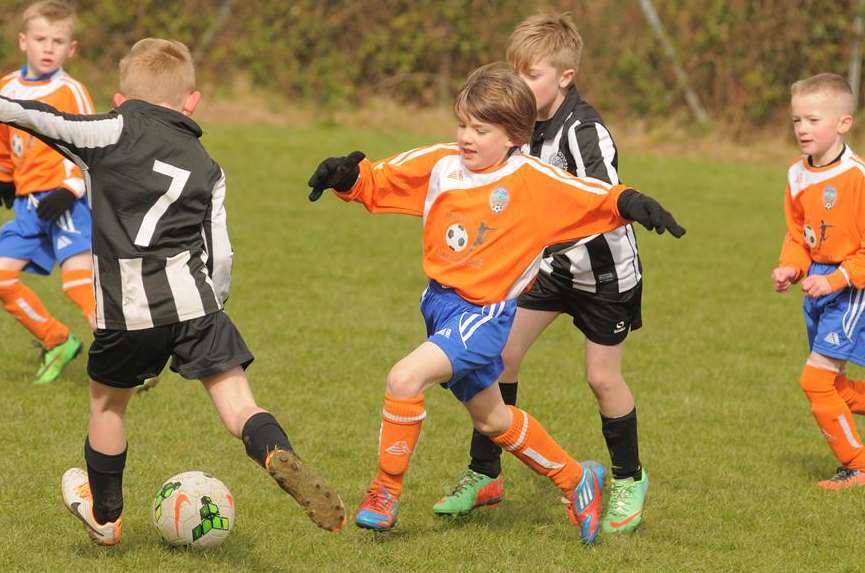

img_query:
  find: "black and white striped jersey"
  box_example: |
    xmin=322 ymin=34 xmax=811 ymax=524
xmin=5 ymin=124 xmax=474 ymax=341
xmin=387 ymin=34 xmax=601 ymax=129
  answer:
xmin=0 ymin=97 xmax=232 ymax=330
xmin=525 ymin=86 xmax=641 ymax=296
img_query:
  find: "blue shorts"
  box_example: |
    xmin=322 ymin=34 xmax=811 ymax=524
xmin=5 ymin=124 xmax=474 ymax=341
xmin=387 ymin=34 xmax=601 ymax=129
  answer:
xmin=805 ymin=263 xmax=865 ymax=367
xmin=0 ymin=192 xmax=91 ymax=275
xmin=421 ymin=281 xmax=516 ymax=402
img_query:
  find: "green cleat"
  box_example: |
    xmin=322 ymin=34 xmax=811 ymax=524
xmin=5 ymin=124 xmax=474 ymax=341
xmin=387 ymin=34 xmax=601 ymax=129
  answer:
xmin=602 ymin=469 xmax=649 ymax=534
xmin=432 ymin=469 xmax=503 ymax=515
xmin=34 ymin=333 xmax=82 ymax=385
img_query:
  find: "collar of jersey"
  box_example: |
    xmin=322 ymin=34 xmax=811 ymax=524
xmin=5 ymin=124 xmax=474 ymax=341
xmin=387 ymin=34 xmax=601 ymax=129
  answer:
xmin=536 ymin=84 xmax=581 ymax=142
xmin=18 ymin=65 xmax=63 ymax=83
xmin=117 ymin=99 xmax=203 ymax=138
xmin=805 ymin=144 xmax=847 ymax=172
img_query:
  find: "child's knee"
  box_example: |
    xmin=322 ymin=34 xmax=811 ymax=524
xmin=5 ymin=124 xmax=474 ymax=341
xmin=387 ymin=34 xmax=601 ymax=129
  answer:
xmin=473 ymin=404 xmax=513 ymax=436
xmin=386 ymin=364 xmax=423 ymax=398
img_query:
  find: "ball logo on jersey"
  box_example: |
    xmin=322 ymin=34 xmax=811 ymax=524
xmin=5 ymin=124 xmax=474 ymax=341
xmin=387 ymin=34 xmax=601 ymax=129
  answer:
xmin=823 ymin=186 xmax=837 ymax=210
xmin=446 ymin=223 xmax=469 ymax=252
xmin=804 ymin=224 xmax=817 ymax=248
xmin=11 ymin=133 xmax=23 ymax=157
xmin=489 ymin=187 xmax=510 ymax=214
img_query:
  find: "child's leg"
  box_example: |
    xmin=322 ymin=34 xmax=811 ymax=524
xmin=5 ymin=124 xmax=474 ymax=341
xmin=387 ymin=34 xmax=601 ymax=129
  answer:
xmin=800 ymin=353 xmax=865 ymax=470
xmin=0 ymin=257 xmax=69 ymax=348
xmin=834 ymin=372 xmax=865 ymax=414
xmin=86 ymin=380 xmax=135 ymax=524
xmin=60 ymin=252 xmax=96 ymax=331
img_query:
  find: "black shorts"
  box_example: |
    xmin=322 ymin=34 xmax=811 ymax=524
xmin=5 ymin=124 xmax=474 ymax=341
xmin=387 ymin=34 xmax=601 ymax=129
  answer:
xmin=517 ymin=272 xmax=642 ymax=346
xmin=87 ymin=311 xmax=255 ymax=388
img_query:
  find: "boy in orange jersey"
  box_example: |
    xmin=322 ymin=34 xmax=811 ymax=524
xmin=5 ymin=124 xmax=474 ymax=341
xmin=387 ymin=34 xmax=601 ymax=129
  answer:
xmin=773 ymin=73 xmax=865 ymax=490
xmin=0 ymin=0 xmax=95 ymax=384
xmin=437 ymin=12 xmax=650 ymax=535
xmin=307 ymin=62 xmax=685 ymax=543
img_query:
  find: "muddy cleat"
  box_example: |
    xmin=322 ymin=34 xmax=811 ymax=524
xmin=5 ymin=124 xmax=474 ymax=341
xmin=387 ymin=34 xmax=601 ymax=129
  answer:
xmin=34 ymin=333 xmax=82 ymax=384
xmin=432 ymin=468 xmax=503 ymax=515
xmin=61 ymin=468 xmax=123 ymax=546
xmin=355 ymin=482 xmax=399 ymax=531
xmin=265 ymin=448 xmax=346 ymax=532
xmin=602 ymin=469 xmax=649 ymax=534
xmin=817 ymin=466 xmax=865 ymax=490
xmin=566 ymin=461 xmax=605 ymax=544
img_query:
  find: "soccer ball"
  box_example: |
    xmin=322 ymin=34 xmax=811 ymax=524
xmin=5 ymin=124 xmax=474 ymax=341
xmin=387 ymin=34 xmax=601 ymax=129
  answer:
xmin=151 ymin=471 xmax=235 ymax=548
xmin=446 ymin=223 xmax=469 ymax=252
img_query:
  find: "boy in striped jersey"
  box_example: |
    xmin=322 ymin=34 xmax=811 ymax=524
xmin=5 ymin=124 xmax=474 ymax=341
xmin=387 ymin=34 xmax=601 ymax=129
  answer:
xmin=0 ymin=38 xmax=346 ymax=543
xmin=435 ymin=13 xmax=649 ymax=534
xmin=308 ymin=62 xmax=684 ymax=542
xmin=0 ymin=1 xmax=96 ymax=384
xmin=773 ymin=73 xmax=865 ymax=489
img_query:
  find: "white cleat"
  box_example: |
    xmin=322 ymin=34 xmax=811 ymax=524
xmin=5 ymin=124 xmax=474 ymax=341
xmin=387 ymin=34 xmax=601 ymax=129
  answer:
xmin=61 ymin=468 xmax=123 ymax=546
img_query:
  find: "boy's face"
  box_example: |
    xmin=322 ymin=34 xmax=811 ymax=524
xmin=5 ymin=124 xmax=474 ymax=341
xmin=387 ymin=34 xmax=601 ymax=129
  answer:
xmin=19 ymin=17 xmax=77 ymax=78
xmin=518 ymin=58 xmax=574 ymax=121
xmin=457 ymin=115 xmax=515 ymax=171
xmin=791 ymin=90 xmax=852 ymax=163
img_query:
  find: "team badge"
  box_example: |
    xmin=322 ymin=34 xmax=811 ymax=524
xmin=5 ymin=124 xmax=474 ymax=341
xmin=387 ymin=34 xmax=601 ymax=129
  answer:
xmin=489 ymin=187 xmax=510 ymax=214
xmin=823 ymin=186 xmax=837 ymax=209
xmin=549 ymin=151 xmax=568 ymax=170
xmin=804 ymin=224 xmax=817 ymax=248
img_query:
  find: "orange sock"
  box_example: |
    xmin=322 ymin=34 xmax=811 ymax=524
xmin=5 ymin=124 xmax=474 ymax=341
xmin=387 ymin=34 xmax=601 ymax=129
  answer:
xmin=801 ymin=365 xmax=865 ymax=470
xmin=0 ymin=269 xmax=69 ymax=348
xmin=835 ymin=373 xmax=865 ymax=415
xmin=62 ymin=269 xmax=96 ymax=328
xmin=491 ymin=406 xmax=581 ymax=496
xmin=375 ymin=393 xmax=425 ymax=497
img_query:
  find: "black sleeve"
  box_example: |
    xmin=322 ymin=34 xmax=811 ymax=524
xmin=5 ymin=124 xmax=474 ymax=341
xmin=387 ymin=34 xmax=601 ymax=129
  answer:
xmin=569 ymin=121 xmax=620 ymax=185
xmin=0 ymin=95 xmax=123 ymax=169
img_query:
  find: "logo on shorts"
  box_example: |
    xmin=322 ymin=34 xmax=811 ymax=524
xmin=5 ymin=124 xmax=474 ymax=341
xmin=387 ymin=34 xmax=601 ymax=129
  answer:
xmin=385 ymin=441 xmax=411 ymax=455
xmin=489 ymin=187 xmax=510 ymax=214
xmin=823 ymin=186 xmax=837 ymax=210
xmin=435 ymin=327 xmax=452 ymax=339
xmin=56 ymin=236 xmax=72 ymax=250
xmin=824 ymin=332 xmax=841 ymax=346
xmin=614 ymin=321 xmax=627 ymax=334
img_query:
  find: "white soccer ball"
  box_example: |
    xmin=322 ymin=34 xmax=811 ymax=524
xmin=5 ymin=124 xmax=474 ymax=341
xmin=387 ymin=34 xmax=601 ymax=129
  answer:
xmin=151 ymin=471 xmax=235 ymax=548
xmin=446 ymin=223 xmax=469 ymax=252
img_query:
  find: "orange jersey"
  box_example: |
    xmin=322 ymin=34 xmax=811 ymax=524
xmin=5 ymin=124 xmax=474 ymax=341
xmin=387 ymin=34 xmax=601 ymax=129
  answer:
xmin=0 ymin=68 xmax=94 ymax=197
xmin=779 ymin=146 xmax=865 ymax=290
xmin=339 ymin=144 xmax=630 ymax=304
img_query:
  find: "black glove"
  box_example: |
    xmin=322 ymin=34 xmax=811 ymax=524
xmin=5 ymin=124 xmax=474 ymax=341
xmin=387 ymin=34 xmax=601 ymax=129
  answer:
xmin=0 ymin=180 xmax=14 ymax=209
xmin=36 ymin=188 xmax=77 ymax=222
xmin=307 ymin=151 xmax=365 ymax=202
xmin=617 ymin=189 xmax=686 ymax=238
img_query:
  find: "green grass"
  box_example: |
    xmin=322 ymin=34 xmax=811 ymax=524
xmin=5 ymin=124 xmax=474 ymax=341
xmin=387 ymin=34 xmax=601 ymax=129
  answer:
xmin=1 ymin=124 xmax=861 ymax=572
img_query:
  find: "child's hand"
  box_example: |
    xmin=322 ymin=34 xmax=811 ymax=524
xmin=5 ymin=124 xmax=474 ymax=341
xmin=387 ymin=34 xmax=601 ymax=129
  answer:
xmin=772 ymin=266 xmax=798 ymax=292
xmin=801 ymin=274 xmax=832 ymax=298
xmin=307 ymin=151 xmax=365 ymax=202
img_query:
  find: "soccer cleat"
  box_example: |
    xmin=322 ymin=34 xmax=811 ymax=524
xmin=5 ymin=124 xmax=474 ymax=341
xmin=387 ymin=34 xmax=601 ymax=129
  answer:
xmin=61 ymin=468 xmax=123 ymax=546
xmin=265 ymin=448 xmax=346 ymax=532
xmin=355 ymin=482 xmax=399 ymax=531
xmin=817 ymin=466 xmax=865 ymax=490
xmin=602 ymin=469 xmax=649 ymax=534
xmin=432 ymin=468 xmax=504 ymax=515
xmin=34 ymin=333 xmax=82 ymax=384
xmin=566 ymin=461 xmax=606 ymax=544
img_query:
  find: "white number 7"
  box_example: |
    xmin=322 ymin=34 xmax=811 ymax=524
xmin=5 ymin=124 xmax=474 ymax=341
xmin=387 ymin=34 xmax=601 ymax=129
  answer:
xmin=134 ymin=160 xmax=191 ymax=247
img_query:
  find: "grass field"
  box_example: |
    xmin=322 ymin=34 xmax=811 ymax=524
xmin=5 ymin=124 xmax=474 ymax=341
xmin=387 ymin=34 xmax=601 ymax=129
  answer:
xmin=1 ymin=123 xmax=861 ymax=572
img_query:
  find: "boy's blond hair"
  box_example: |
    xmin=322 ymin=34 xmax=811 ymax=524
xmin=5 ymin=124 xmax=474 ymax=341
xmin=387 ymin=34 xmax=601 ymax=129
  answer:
xmin=791 ymin=73 xmax=855 ymax=115
xmin=20 ymin=0 xmax=76 ymax=33
xmin=506 ymin=12 xmax=583 ymax=78
xmin=454 ymin=62 xmax=537 ymax=146
xmin=119 ymin=38 xmax=196 ymax=108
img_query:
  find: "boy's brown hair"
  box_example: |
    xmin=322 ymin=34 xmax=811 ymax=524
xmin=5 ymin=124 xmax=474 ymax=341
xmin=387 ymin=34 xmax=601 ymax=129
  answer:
xmin=119 ymin=38 xmax=196 ymax=108
xmin=20 ymin=0 xmax=76 ymax=34
xmin=506 ymin=12 xmax=583 ymax=78
xmin=791 ymin=73 xmax=855 ymax=115
xmin=454 ymin=62 xmax=537 ymax=146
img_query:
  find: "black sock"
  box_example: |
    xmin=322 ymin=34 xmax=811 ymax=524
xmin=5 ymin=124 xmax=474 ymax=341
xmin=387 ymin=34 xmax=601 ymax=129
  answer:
xmin=468 ymin=382 xmax=518 ymax=479
xmin=241 ymin=412 xmax=293 ymax=467
xmin=601 ymin=407 xmax=642 ymax=480
xmin=84 ymin=438 xmax=126 ymax=524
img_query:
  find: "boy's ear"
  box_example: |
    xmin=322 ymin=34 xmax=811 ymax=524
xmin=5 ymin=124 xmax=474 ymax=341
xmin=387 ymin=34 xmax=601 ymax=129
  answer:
xmin=67 ymin=39 xmax=78 ymax=60
xmin=839 ymin=113 xmax=854 ymax=134
xmin=181 ymin=90 xmax=201 ymax=116
xmin=113 ymin=93 xmax=126 ymax=107
xmin=17 ymin=32 xmax=27 ymax=53
xmin=558 ymin=68 xmax=576 ymax=89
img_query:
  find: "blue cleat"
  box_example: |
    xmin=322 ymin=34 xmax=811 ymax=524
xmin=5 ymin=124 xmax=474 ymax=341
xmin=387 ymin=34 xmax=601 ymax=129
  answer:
xmin=355 ymin=482 xmax=399 ymax=531
xmin=566 ymin=461 xmax=606 ymax=544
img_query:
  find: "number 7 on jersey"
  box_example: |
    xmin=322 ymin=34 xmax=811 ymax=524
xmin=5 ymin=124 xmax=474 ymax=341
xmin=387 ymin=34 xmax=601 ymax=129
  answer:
xmin=134 ymin=159 xmax=191 ymax=247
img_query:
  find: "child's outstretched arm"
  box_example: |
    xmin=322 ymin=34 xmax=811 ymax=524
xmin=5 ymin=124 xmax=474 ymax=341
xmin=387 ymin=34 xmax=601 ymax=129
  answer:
xmin=616 ymin=189 xmax=687 ymax=237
